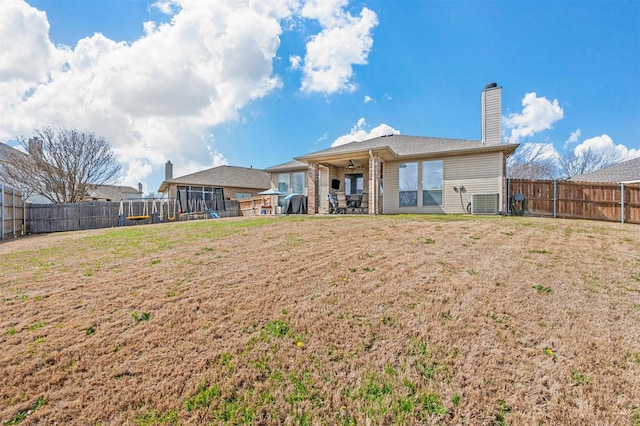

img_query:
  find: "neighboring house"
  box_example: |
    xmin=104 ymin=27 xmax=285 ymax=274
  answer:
xmin=291 ymin=83 xmax=519 ymax=215
xmin=0 ymin=142 xmax=24 ymax=181
xmin=157 ymin=162 xmax=270 ymax=212
xmin=0 ymin=142 xmax=49 ymax=203
xmin=84 ymin=184 xmax=143 ymax=201
xmin=569 ymin=157 xmax=640 ymax=183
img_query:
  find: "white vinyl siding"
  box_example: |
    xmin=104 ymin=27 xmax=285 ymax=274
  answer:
xmin=444 ymin=152 xmax=503 ymax=213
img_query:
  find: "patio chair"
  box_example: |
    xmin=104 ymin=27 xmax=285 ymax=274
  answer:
xmin=359 ymin=193 xmax=369 ymax=214
xmin=327 ymin=194 xmax=339 ymax=214
xmin=336 ymin=192 xmax=348 ymax=214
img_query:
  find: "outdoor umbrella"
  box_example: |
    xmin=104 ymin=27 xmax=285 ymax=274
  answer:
xmin=258 ymin=188 xmax=284 ymax=195
xmin=258 ymin=188 xmax=284 ymax=214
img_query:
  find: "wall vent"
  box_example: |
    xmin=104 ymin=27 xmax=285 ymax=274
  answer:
xmin=471 ymin=193 xmax=500 ymax=215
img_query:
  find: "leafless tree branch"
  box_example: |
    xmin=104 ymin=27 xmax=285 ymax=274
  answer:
xmin=2 ymin=126 xmax=122 ymax=203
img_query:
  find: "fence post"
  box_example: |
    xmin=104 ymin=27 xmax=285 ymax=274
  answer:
xmin=506 ymin=178 xmax=510 ymax=216
xmin=553 ymin=180 xmax=557 ymax=219
xmin=12 ymin=186 xmax=16 ymax=238
xmin=621 ymin=183 xmax=625 ymax=224
xmin=1 ymin=184 xmax=4 ymax=240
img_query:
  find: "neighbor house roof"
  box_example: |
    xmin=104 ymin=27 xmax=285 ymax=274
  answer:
xmin=264 ymin=160 xmax=308 ymax=173
xmin=569 ymin=157 xmax=640 ymax=183
xmin=295 ymin=134 xmax=519 ymax=163
xmin=158 ymin=165 xmax=270 ymax=193
xmin=85 ymin=185 xmax=142 ymax=201
xmin=0 ymin=142 xmax=24 ymax=163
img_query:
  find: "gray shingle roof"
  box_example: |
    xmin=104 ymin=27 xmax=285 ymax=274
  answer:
xmin=160 ymin=165 xmax=270 ymax=192
xmin=295 ymin=134 xmax=518 ymax=161
xmin=86 ymin=185 xmax=141 ymax=201
xmin=569 ymin=157 xmax=640 ymax=183
xmin=264 ymin=160 xmax=308 ymax=173
xmin=0 ymin=142 xmax=24 ymax=160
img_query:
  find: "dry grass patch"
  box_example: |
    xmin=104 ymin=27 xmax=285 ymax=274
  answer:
xmin=1 ymin=215 xmax=639 ymax=425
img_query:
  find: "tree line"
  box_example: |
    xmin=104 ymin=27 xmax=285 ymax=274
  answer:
xmin=506 ymin=143 xmax=621 ymax=180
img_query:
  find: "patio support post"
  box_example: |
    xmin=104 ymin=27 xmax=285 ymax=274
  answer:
xmin=307 ymin=162 xmax=318 ymax=214
xmin=368 ymin=151 xmax=381 ymax=215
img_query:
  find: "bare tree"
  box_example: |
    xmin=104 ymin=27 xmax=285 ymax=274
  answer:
xmin=507 ymin=143 xmax=558 ymax=179
xmin=558 ymin=148 xmax=620 ymax=179
xmin=3 ymin=126 xmax=122 ymax=203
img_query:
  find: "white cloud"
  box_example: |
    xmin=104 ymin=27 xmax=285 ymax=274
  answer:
xmin=0 ymin=0 xmax=381 ymax=190
xmin=151 ymin=0 xmax=180 ymax=16
xmin=503 ymin=92 xmax=564 ymax=143
xmin=364 ymin=95 xmax=373 ymax=103
xmin=289 ymin=54 xmax=302 ymax=70
xmin=564 ymin=128 xmax=582 ymax=149
xmin=331 ymin=118 xmax=399 ymax=147
xmin=0 ymin=0 xmax=63 ymax=83
xmin=574 ymin=134 xmax=640 ymax=161
xmin=299 ymin=1 xmax=378 ymax=94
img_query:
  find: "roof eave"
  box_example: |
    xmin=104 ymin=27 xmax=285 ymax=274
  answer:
xmin=295 ymin=146 xmax=398 ymax=164
xmin=295 ymin=143 xmax=519 ymax=164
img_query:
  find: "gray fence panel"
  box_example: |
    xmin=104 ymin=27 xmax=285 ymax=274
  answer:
xmin=1 ymin=184 xmax=24 ymax=240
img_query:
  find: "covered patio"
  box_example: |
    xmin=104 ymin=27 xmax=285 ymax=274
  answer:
xmin=297 ymin=150 xmax=385 ymax=216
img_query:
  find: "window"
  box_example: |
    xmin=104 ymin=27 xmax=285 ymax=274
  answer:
xmin=399 ymin=162 xmax=418 ymax=207
xmin=422 ymin=161 xmax=443 ymax=206
xmin=345 ymin=173 xmax=363 ymax=195
xmin=235 ymin=192 xmax=252 ymax=200
xmin=292 ymin=172 xmax=305 ymax=194
xmin=278 ymin=173 xmax=290 ymax=194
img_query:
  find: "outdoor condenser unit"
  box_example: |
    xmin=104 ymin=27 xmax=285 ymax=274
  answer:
xmin=471 ymin=193 xmax=500 ymax=215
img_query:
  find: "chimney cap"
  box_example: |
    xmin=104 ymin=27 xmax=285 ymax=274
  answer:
xmin=485 ymin=82 xmax=498 ymax=89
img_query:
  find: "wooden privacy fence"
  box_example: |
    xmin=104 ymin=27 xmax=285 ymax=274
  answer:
xmin=507 ymin=179 xmax=640 ymax=224
xmin=1 ymin=184 xmax=24 ymax=240
xmin=25 ymin=199 xmax=241 ymax=235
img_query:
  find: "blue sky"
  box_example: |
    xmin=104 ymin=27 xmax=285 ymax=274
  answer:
xmin=1 ymin=0 xmax=638 ymax=194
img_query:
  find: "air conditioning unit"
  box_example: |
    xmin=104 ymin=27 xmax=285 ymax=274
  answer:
xmin=471 ymin=193 xmax=500 ymax=215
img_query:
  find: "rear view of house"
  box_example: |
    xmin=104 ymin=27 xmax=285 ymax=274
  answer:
xmin=291 ymin=83 xmax=518 ymax=215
